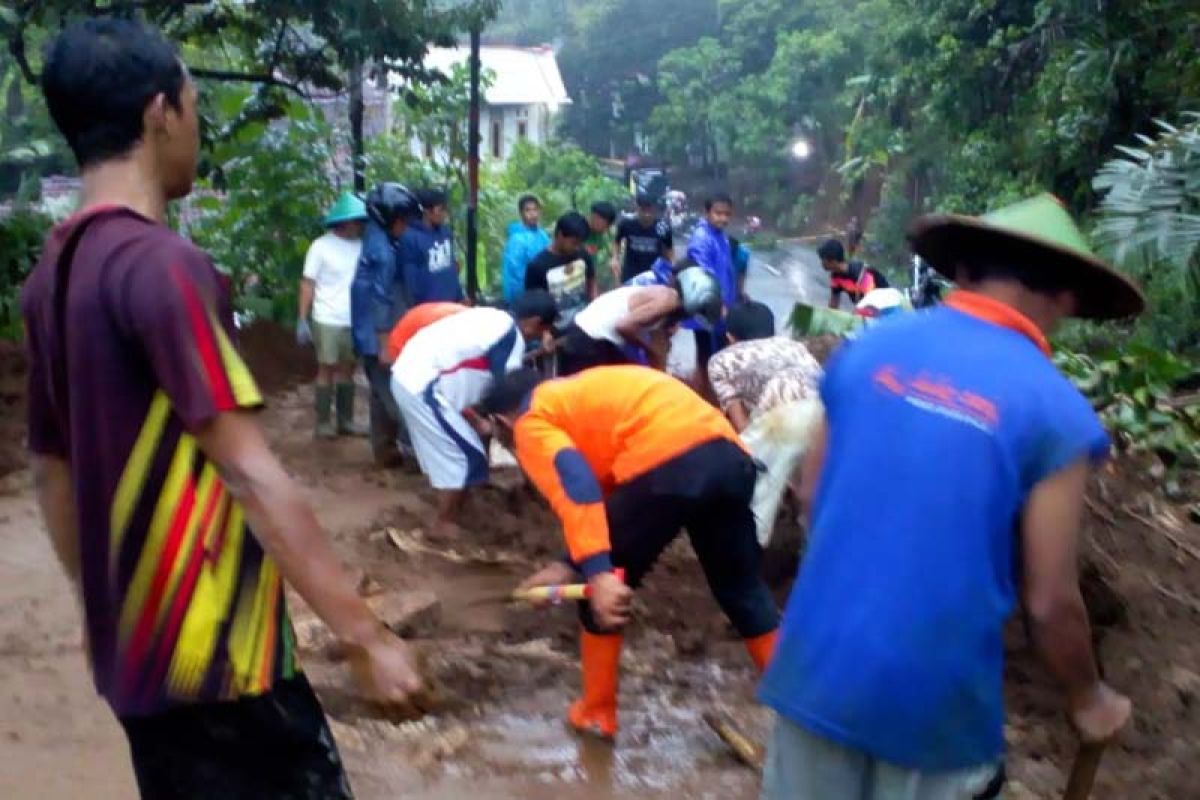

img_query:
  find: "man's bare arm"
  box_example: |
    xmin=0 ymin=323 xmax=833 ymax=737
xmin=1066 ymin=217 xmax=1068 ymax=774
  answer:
xmin=1021 ymin=460 xmax=1099 ymax=697
xmin=195 ymin=411 xmax=425 ymax=704
xmin=1022 ymin=458 xmax=1132 ymax=741
xmin=298 ymin=277 xmax=315 ymax=321
xmin=725 ymin=399 xmax=751 ymax=433
xmin=31 ymin=455 xmax=81 ymax=598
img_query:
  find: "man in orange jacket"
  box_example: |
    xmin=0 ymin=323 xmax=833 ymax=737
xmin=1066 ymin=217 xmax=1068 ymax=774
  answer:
xmin=479 ymin=365 xmax=780 ymax=739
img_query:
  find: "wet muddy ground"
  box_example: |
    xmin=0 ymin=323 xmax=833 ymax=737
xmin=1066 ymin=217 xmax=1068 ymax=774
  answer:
xmin=4 ymin=377 xmax=1196 ymax=799
xmin=1 ymin=275 xmax=1198 ymax=797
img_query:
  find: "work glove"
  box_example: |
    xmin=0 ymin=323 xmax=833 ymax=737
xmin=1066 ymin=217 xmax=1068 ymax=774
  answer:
xmin=296 ymin=318 xmax=313 ymax=346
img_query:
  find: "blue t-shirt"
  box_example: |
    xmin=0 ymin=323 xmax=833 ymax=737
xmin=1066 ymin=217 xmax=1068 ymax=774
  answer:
xmin=759 ymin=304 xmax=1109 ymax=771
xmin=400 ymin=220 xmax=464 ymax=304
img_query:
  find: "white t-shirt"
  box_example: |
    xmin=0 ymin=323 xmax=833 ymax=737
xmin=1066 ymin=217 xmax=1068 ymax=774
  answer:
xmin=574 ymin=286 xmax=638 ymax=345
xmin=393 ymin=307 xmax=523 ymax=409
xmin=302 ymin=231 xmax=362 ymax=327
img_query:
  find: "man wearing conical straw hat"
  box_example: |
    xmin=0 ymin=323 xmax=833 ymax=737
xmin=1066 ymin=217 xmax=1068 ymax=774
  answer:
xmin=759 ymin=195 xmax=1141 ymax=799
xmin=298 ymin=192 xmax=369 ymax=439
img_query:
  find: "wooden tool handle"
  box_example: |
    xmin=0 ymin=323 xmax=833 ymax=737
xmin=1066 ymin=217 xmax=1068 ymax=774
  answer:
xmin=510 ymin=568 xmax=626 ymax=605
xmin=1063 ymin=742 xmax=1106 ymax=800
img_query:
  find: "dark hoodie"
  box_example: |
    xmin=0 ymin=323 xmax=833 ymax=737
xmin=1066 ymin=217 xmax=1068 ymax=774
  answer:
xmin=399 ymin=219 xmax=464 ymax=304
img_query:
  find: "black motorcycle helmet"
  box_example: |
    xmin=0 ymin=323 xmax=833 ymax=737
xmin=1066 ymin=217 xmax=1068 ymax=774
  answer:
xmin=366 ymin=182 xmax=421 ymax=227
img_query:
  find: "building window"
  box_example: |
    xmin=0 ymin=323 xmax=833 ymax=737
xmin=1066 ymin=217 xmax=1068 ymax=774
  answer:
xmin=491 ymin=119 xmax=503 ymax=159
xmin=517 ymin=121 xmax=528 ymax=141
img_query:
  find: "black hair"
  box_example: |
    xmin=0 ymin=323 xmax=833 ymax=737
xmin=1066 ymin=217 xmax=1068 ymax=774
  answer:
xmin=705 ymin=192 xmax=734 ymax=211
xmin=817 ymin=239 xmax=845 ymax=263
xmin=42 ymin=18 xmax=186 ymax=169
xmin=511 ymin=289 xmax=558 ymax=324
xmin=518 ymin=194 xmax=541 ymax=213
xmin=418 ymin=187 xmax=448 ymax=210
xmin=727 ymin=301 xmax=776 ymax=341
xmin=636 ymin=192 xmax=657 ymax=209
xmin=554 ymin=211 xmax=590 ymax=241
xmin=479 ymin=368 xmax=544 ymax=416
xmin=590 ymin=200 xmax=617 ymax=224
xmin=957 ymin=259 xmax=1073 ymax=295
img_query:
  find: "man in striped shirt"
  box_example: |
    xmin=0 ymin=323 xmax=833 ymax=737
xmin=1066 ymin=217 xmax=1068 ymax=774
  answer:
xmin=23 ymin=18 xmax=426 ymax=797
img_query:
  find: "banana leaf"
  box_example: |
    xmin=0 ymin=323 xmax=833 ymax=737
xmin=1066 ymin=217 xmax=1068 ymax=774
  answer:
xmin=789 ymin=302 xmax=862 ymax=338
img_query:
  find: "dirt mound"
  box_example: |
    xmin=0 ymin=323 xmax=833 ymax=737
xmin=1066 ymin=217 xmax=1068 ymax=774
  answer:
xmin=237 ymin=320 xmax=317 ymax=395
xmin=0 ymin=342 xmax=28 ymax=478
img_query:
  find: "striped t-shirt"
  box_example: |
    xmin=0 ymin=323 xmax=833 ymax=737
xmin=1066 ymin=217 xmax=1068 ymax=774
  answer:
xmin=22 ymin=207 xmax=296 ymax=716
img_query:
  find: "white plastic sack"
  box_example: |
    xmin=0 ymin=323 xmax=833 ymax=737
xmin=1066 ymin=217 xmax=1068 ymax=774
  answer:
xmin=742 ymin=398 xmax=824 ymax=546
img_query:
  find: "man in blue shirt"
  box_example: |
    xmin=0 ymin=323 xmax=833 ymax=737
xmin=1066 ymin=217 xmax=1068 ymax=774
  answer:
xmin=687 ymin=192 xmax=737 ymax=395
xmin=350 ymin=182 xmax=420 ymax=466
xmin=759 ymin=195 xmax=1142 ymax=799
xmin=400 ymin=188 xmax=464 ymax=305
xmin=501 ymin=194 xmax=551 ymax=305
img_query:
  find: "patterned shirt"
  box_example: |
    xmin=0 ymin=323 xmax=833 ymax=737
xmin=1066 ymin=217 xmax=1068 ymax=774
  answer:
xmin=22 ymin=207 xmax=296 ymax=716
xmin=708 ymin=336 xmax=823 ymax=419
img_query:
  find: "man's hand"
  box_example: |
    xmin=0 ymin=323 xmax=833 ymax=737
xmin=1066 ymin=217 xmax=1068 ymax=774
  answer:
xmin=516 ymin=561 xmax=578 ymax=608
xmin=1071 ymin=682 xmax=1133 ymax=744
xmin=588 ymin=571 xmax=633 ymax=630
xmin=541 ymin=329 xmax=557 ymax=354
xmin=296 ymin=319 xmax=313 ymax=347
xmin=345 ymin=629 xmax=429 ymax=711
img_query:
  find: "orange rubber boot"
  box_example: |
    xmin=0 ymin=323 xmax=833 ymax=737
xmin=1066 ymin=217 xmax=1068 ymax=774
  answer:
xmin=568 ymin=630 xmax=622 ymax=740
xmin=744 ymin=629 xmax=778 ymax=674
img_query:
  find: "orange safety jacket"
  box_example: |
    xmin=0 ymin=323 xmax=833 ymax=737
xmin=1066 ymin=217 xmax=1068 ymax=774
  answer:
xmin=387 ymin=301 xmax=468 ymax=361
xmin=830 ymin=268 xmax=877 ymax=303
xmin=512 ymin=365 xmax=745 ymax=577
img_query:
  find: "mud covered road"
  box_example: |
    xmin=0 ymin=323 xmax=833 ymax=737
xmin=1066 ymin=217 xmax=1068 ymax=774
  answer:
xmin=1 ymin=252 xmax=1198 ymax=798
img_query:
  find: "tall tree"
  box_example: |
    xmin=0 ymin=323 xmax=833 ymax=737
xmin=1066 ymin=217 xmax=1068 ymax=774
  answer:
xmin=0 ymin=0 xmax=500 ymax=188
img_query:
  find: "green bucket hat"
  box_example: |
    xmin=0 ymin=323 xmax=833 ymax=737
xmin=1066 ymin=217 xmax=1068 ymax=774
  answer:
xmin=323 ymin=191 xmax=368 ymax=228
xmin=908 ymin=193 xmax=1145 ymax=320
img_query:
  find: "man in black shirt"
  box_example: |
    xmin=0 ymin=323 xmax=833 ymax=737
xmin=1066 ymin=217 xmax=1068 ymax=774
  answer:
xmin=525 ymin=211 xmax=597 ymax=329
xmin=614 ymin=193 xmax=674 ymax=283
xmin=817 ymin=238 xmax=890 ymax=309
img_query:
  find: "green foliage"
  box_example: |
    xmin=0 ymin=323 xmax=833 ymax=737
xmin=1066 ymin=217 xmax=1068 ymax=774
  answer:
xmin=0 ymin=206 xmax=51 ymax=339
xmin=1093 ymin=114 xmax=1200 ymax=348
xmin=189 ymin=108 xmax=342 ymax=323
xmin=1055 ymin=346 xmax=1200 ymax=468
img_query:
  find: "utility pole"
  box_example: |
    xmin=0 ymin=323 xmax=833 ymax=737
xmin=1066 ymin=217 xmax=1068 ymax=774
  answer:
xmin=349 ymin=56 xmax=365 ymax=192
xmin=466 ymin=23 xmax=481 ymax=302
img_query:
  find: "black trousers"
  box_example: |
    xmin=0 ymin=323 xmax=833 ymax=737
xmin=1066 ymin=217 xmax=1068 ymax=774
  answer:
xmin=579 ymin=438 xmax=779 ymax=637
xmin=556 ymin=324 xmax=632 ymax=377
xmin=362 ymin=356 xmax=409 ymax=458
xmin=119 ymin=675 xmax=353 ymax=800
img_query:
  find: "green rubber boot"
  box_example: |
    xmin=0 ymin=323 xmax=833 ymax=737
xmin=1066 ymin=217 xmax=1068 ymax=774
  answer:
xmin=335 ymin=383 xmax=368 ymax=437
xmin=315 ymin=385 xmax=337 ymax=439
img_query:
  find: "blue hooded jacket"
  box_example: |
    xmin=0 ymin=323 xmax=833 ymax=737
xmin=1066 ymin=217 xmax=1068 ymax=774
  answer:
xmin=501 ymin=220 xmax=551 ymax=304
xmin=400 ymin=220 xmax=464 ymax=304
xmin=350 ymin=219 xmax=404 ymax=357
xmin=624 ymin=256 xmax=675 ymax=288
xmin=684 ymin=219 xmax=736 ymax=337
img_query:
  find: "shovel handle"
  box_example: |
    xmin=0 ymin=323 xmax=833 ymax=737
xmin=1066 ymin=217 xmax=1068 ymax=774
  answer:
xmin=510 ymin=568 xmax=626 ymax=605
xmin=1062 ymin=742 xmax=1106 ymax=800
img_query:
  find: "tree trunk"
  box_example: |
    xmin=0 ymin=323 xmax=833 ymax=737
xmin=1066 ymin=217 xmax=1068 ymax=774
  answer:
xmin=349 ymin=58 xmax=365 ymax=192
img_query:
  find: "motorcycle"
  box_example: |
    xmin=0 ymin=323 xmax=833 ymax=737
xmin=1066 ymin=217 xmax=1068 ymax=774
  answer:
xmin=907 ymin=255 xmax=949 ymax=308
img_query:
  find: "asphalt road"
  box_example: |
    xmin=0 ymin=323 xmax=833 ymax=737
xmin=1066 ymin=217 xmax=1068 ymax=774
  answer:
xmin=666 ymin=239 xmax=826 ymax=375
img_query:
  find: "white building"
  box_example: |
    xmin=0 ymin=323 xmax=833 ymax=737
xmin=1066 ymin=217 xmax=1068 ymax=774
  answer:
xmin=399 ymin=45 xmax=571 ymax=164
